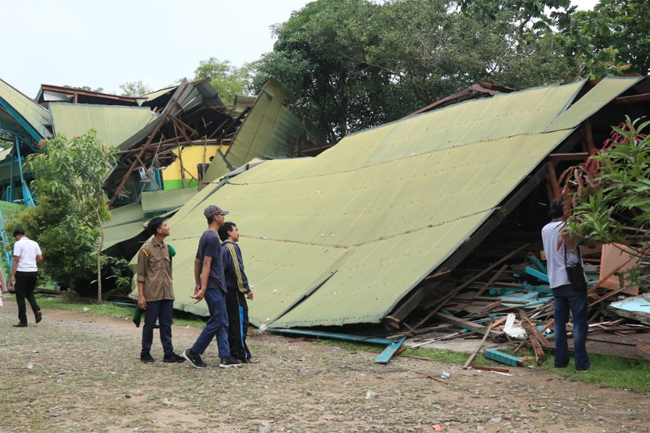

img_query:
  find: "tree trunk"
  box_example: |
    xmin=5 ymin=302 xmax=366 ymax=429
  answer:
xmin=95 ymin=207 xmax=104 ymax=303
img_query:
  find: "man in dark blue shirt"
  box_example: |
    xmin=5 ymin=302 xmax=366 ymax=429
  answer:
xmin=182 ymin=205 xmax=241 ymax=369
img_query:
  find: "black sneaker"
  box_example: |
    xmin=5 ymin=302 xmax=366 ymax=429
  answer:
xmin=163 ymin=353 xmax=186 ymax=363
xmin=13 ymin=322 xmax=27 ymax=328
xmin=35 ymin=310 xmax=42 ymax=324
xmin=219 ymin=356 xmax=242 ymax=368
xmin=140 ymin=351 xmax=155 ymax=363
xmin=183 ymin=349 xmax=207 ymax=368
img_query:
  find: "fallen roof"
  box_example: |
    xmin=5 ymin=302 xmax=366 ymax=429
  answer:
xmin=203 ymin=78 xmax=327 ymax=182
xmin=50 ymin=103 xmax=157 ymax=148
xmin=140 ymin=187 xmax=198 ymax=214
xmin=156 ymin=77 xmax=644 ymax=326
xmin=0 ymin=78 xmax=51 ymax=140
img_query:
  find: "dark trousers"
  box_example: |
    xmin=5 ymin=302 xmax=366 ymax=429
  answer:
xmin=191 ymin=288 xmax=230 ymax=357
xmin=141 ymin=299 xmax=174 ymax=355
xmin=553 ymin=284 xmax=590 ymax=369
xmin=15 ymin=271 xmax=39 ymax=324
xmin=226 ymin=288 xmax=251 ymax=361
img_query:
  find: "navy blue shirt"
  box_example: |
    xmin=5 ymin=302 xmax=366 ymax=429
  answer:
xmin=196 ymin=230 xmax=226 ymax=293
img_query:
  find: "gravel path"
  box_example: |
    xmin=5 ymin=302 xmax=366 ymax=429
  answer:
xmin=1 ymin=299 xmax=649 ymax=433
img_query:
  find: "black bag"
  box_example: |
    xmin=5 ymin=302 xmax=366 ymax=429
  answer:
xmin=565 ymin=244 xmax=587 ymax=291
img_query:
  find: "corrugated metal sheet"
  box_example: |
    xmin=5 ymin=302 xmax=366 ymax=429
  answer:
xmin=550 ymin=76 xmax=644 ymax=130
xmin=118 ymin=79 xmax=201 ymax=151
xmin=50 ymin=103 xmax=156 ymax=148
xmin=141 ymin=187 xmax=198 ymax=214
xmin=0 ymin=78 xmax=51 ymax=139
xmin=147 ymin=79 xmax=636 ymax=326
xmin=103 ymin=203 xmax=147 ymax=250
xmin=202 ymin=78 xmax=325 ymax=182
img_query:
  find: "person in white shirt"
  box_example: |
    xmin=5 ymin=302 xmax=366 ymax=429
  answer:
xmin=541 ymin=199 xmax=590 ymax=371
xmin=10 ymin=228 xmax=43 ymax=328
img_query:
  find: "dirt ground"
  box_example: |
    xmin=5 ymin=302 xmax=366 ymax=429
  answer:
xmin=1 ymin=298 xmax=650 ymax=433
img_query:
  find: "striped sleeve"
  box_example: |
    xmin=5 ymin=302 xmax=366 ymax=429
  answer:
xmin=225 ymin=243 xmax=249 ymax=293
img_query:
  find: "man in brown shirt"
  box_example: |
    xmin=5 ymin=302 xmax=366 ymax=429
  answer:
xmin=137 ymin=217 xmax=184 ymax=363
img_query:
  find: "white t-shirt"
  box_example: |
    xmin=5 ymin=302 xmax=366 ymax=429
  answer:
xmin=541 ymin=220 xmax=582 ymax=289
xmin=13 ymin=237 xmax=42 ymax=272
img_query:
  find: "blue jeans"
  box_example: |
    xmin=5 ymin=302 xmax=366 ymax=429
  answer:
xmin=553 ymin=284 xmax=590 ymax=369
xmin=191 ymin=288 xmax=230 ymax=357
xmin=142 ymin=299 xmax=174 ymax=355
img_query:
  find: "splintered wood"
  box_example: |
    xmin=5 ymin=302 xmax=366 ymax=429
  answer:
xmin=395 ymin=243 xmax=650 ymax=363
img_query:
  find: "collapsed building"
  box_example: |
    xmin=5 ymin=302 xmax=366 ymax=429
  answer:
xmin=157 ymin=76 xmax=650 ymax=361
xmin=0 ymin=77 xmax=326 ymax=263
xmin=2 ymin=74 xmax=650 ymax=361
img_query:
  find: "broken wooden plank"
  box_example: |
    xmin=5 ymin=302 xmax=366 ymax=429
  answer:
xmin=463 ymin=319 xmax=493 ymax=369
xmin=469 ymin=365 xmax=510 ymax=373
xmin=434 ymin=313 xmax=504 ymax=339
xmin=484 ymin=349 xmax=521 ymax=366
xmin=374 ymin=337 xmax=406 ymax=364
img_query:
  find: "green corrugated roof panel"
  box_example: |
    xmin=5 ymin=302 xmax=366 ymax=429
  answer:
xmin=0 ymin=79 xmax=51 ymax=139
xmin=157 ymin=79 xmax=635 ymax=325
xmin=50 ymin=103 xmax=157 ymax=148
xmin=141 ymin=187 xmax=198 ymax=214
xmin=202 ymin=79 xmax=325 ymax=182
xmin=103 ymin=203 xmax=147 ymax=250
xmin=549 ymin=76 xmax=644 ymax=130
xmin=0 ymin=200 xmax=26 ymax=221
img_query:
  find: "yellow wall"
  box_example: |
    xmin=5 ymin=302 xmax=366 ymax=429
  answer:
xmin=161 ymin=145 xmax=229 ymax=189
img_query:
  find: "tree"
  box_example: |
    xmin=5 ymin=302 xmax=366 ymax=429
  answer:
xmin=252 ymin=0 xmax=585 ymax=142
xmin=560 ymin=0 xmax=650 ymax=76
xmin=562 ymin=117 xmax=650 ymax=286
xmin=119 ymin=80 xmax=152 ymax=97
xmin=193 ymin=57 xmax=253 ymax=106
xmin=12 ymin=130 xmax=114 ymax=299
xmin=64 ymin=85 xmax=104 ymax=93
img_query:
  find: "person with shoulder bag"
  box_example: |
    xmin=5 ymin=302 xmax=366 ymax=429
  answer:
xmin=541 ymin=198 xmax=590 ymax=371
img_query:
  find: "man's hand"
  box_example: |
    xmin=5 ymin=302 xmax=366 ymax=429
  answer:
xmin=138 ymin=295 xmax=147 ymax=310
xmin=9 ymin=276 xmax=15 ymax=287
xmin=192 ymin=288 xmax=206 ymax=304
xmin=246 ymin=291 xmax=253 ymax=301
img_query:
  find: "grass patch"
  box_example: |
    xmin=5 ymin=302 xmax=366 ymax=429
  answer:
xmin=538 ymin=352 xmax=650 ymax=393
xmin=31 ymin=294 xmax=205 ymax=328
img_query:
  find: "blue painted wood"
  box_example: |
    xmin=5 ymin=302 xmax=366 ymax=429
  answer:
xmin=525 ymin=266 xmax=549 ymax=283
xmin=528 ymin=255 xmax=548 ymax=274
xmin=484 ymin=349 xmax=521 ymax=366
xmin=374 ymin=337 xmax=406 ymax=364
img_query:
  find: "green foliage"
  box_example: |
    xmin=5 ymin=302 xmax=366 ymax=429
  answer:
xmin=562 ymin=117 xmax=650 ymax=286
xmin=558 ymin=0 xmax=648 ymax=78
xmin=119 ymin=80 xmax=153 ymax=97
xmin=11 ymin=130 xmax=114 ymax=291
xmin=193 ymin=57 xmax=253 ymax=105
xmin=253 ymin=0 xmax=585 ymax=142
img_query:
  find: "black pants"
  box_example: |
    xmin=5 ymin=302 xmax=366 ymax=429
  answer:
xmin=225 ymin=289 xmax=251 ymax=361
xmin=141 ymin=299 xmax=174 ymax=355
xmin=15 ymin=271 xmax=39 ymax=324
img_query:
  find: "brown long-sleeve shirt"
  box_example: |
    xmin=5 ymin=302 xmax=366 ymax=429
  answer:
xmin=136 ymin=240 xmax=174 ymax=301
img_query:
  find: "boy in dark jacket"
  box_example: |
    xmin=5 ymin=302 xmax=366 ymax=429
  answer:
xmin=218 ymin=222 xmax=257 ymax=364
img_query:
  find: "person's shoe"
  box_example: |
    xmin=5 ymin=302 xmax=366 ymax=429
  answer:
xmin=13 ymin=322 xmax=27 ymax=328
xmin=35 ymin=310 xmax=42 ymax=324
xmin=219 ymin=356 xmax=242 ymax=368
xmin=576 ymin=366 xmax=590 ymax=372
xmin=140 ymin=351 xmax=155 ymax=363
xmin=183 ymin=349 xmax=207 ymax=368
xmin=163 ymin=352 xmax=186 ymax=363
xmin=236 ymin=358 xmax=249 ymax=364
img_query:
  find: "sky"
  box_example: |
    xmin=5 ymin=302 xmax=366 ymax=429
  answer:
xmin=1 ymin=0 xmax=600 ymax=99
